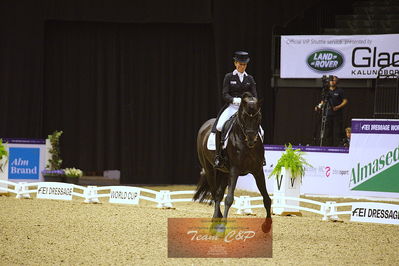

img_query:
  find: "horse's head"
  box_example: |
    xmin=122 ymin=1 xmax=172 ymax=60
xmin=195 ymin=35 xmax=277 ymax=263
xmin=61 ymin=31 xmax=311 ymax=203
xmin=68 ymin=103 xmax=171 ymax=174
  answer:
xmin=237 ymin=92 xmax=262 ymax=148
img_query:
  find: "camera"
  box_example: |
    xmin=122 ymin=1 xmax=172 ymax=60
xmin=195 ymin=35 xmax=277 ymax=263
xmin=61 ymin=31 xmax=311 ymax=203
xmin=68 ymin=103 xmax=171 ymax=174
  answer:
xmin=321 ymin=75 xmax=331 ymax=100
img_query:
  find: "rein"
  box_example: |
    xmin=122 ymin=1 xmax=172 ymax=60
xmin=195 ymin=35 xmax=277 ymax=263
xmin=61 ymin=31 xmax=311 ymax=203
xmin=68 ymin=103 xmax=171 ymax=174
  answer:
xmin=235 ymin=107 xmax=261 ymax=142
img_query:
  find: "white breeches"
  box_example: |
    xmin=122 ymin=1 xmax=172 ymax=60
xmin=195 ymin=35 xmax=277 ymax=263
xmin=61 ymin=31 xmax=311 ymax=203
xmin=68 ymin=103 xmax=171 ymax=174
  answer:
xmin=216 ymin=104 xmax=239 ymax=131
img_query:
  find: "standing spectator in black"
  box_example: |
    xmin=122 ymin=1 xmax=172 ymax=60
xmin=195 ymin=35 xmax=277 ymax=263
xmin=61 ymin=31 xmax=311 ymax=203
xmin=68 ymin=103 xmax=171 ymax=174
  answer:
xmin=315 ymin=75 xmax=348 ymax=146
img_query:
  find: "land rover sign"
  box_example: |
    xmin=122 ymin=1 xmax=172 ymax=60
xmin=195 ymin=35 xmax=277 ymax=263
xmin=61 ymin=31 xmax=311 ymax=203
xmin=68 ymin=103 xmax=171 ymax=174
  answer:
xmin=307 ymin=50 xmax=344 ymax=72
xmin=280 ymin=34 xmax=399 ymax=78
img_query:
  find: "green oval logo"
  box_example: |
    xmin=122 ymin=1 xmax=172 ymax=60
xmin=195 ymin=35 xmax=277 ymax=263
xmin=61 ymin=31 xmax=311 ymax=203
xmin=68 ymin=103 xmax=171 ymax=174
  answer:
xmin=307 ymin=50 xmax=344 ymax=72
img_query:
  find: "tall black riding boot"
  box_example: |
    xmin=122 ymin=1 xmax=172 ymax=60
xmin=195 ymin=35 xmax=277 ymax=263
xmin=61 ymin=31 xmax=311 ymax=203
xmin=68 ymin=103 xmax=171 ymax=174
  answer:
xmin=214 ymin=131 xmax=224 ymax=169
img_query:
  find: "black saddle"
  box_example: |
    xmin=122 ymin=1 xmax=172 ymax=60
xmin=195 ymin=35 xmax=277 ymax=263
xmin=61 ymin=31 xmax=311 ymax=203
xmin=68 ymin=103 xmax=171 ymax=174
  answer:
xmin=221 ymin=114 xmax=237 ymax=146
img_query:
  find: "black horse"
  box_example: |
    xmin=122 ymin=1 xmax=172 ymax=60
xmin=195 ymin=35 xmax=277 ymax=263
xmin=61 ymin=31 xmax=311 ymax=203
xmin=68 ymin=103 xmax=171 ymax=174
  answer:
xmin=193 ymin=92 xmax=272 ymax=233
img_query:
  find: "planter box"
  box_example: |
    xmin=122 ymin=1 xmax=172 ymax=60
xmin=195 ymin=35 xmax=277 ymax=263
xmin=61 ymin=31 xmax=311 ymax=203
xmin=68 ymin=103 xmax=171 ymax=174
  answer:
xmin=43 ymin=175 xmax=65 ymax=183
xmin=273 ymin=167 xmax=302 ymax=216
xmin=65 ymin=176 xmax=79 ymax=185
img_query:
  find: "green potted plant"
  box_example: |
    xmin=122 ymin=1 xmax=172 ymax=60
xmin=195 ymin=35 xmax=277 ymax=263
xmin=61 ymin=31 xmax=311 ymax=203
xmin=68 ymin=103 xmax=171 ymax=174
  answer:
xmin=268 ymin=143 xmax=312 ymax=216
xmin=269 ymin=143 xmax=312 ymax=185
xmin=0 ymin=139 xmax=8 ymax=172
xmin=64 ymin=168 xmax=83 ymax=185
xmin=42 ymin=130 xmax=65 ymax=182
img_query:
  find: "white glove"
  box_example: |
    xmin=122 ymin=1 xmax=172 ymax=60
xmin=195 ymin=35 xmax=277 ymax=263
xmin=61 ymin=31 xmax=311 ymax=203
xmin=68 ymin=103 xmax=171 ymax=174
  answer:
xmin=232 ymin=98 xmax=241 ymax=106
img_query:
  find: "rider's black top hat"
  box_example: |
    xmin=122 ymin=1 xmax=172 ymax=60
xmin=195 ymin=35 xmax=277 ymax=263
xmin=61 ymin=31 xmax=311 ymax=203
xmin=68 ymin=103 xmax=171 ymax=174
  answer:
xmin=233 ymin=51 xmax=250 ymax=63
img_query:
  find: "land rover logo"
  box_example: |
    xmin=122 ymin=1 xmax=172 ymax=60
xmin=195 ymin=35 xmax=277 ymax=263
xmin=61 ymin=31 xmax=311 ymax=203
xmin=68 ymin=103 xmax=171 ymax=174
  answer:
xmin=307 ymin=50 xmax=344 ymax=72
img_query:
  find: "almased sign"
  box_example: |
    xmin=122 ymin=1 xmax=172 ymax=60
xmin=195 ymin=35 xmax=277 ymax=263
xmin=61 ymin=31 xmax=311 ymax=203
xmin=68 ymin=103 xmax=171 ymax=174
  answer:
xmin=350 ymin=119 xmax=399 ymax=194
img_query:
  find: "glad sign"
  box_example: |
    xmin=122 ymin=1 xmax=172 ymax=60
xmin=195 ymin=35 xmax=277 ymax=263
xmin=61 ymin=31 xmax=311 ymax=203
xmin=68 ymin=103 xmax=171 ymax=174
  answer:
xmin=109 ymin=186 xmax=140 ymax=205
xmin=351 ymin=202 xmax=399 ymax=225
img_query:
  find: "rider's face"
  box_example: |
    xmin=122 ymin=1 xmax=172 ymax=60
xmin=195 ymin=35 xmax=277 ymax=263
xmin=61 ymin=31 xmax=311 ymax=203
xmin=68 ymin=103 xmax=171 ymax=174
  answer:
xmin=234 ymin=61 xmax=247 ymax=73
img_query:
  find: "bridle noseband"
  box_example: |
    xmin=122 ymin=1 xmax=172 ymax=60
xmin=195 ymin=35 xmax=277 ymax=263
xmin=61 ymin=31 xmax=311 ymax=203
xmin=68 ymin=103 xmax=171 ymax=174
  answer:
xmin=236 ymin=105 xmax=261 ymax=143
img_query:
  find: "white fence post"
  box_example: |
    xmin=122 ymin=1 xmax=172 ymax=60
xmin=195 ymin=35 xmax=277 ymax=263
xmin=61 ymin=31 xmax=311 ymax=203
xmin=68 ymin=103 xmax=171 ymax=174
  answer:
xmin=156 ymin=190 xmax=173 ymax=208
xmin=235 ymin=196 xmax=253 ymax=215
xmin=84 ymin=186 xmax=100 ymax=203
xmin=15 ymin=182 xmax=31 ymax=199
xmin=321 ymin=203 xmax=328 ymax=221
xmin=324 ymin=201 xmax=340 ymax=221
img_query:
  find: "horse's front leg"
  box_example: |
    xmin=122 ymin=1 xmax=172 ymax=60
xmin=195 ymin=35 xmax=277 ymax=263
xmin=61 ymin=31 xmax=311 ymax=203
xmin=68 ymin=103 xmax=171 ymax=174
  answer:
xmin=223 ymin=168 xmax=239 ymax=219
xmin=213 ymin=172 xmax=227 ymax=219
xmin=253 ymin=168 xmax=272 ymax=233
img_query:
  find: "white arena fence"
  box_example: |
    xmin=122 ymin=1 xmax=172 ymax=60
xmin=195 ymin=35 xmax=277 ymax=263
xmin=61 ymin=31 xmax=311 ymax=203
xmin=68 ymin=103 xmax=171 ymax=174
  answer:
xmin=0 ymin=180 xmax=352 ymax=221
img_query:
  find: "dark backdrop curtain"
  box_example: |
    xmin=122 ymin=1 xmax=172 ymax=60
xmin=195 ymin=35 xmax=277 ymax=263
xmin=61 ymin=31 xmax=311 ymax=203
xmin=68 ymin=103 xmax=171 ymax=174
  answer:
xmin=44 ymin=21 xmax=217 ymax=184
xmin=1 ymin=0 xmax=377 ymax=184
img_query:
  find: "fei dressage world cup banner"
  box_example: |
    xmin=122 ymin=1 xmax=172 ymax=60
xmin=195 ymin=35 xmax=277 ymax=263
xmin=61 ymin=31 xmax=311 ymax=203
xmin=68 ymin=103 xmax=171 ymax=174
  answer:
xmin=280 ymin=34 xmax=399 ymax=78
xmin=349 ymin=119 xmax=399 ymax=195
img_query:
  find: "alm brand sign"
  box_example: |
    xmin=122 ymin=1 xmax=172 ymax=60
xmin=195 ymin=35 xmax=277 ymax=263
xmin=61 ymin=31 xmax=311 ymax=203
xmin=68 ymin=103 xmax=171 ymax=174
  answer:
xmin=307 ymin=49 xmax=344 ymax=72
xmin=8 ymin=147 xmax=40 ymax=179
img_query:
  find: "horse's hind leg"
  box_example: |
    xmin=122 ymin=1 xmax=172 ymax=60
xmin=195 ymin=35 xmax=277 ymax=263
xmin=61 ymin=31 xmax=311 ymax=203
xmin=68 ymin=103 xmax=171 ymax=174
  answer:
xmin=202 ymin=164 xmax=222 ymax=219
xmin=253 ymin=168 xmax=272 ymax=233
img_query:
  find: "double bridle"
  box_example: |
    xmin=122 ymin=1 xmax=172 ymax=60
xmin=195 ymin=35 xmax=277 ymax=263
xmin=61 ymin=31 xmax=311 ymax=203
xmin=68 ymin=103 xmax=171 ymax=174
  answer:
xmin=236 ymin=106 xmax=261 ymax=143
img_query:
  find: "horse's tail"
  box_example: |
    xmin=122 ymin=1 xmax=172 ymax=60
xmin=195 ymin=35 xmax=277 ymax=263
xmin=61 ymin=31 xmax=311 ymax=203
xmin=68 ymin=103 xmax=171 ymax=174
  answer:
xmin=193 ymin=168 xmax=213 ymax=205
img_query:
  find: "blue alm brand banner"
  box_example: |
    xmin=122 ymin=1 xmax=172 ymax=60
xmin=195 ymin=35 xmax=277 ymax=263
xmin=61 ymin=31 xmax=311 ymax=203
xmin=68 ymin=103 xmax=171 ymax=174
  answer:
xmin=8 ymin=147 xmax=40 ymax=179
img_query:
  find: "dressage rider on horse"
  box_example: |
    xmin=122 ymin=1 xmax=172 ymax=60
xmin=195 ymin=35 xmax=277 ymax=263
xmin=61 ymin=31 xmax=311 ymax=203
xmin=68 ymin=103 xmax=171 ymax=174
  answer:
xmin=212 ymin=51 xmax=258 ymax=170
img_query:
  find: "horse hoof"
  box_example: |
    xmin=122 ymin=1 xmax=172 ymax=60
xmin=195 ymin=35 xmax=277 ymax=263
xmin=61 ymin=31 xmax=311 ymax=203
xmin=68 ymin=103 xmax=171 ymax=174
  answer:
xmin=262 ymin=218 xmax=272 ymax=233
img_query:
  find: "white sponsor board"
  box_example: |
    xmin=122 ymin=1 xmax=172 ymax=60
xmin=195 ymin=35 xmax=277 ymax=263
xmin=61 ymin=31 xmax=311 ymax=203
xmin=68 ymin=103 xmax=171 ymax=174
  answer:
xmin=0 ymin=139 xmax=47 ymax=183
xmin=109 ymin=186 xmax=140 ymax=205
xmin=349 ymin=119 xmax=399 ymax=195
xmin=351 ymin=202 xmax=399 ymax=225
xmin=237 ymin=145 xmax=352 ymax=196
xmin=36 ymin=182 xmax=73 ymax=200
xmin=280 ymin=34 xmax=399 ymax=78
xmin=237 ymin=119 xmax=399 ymax=198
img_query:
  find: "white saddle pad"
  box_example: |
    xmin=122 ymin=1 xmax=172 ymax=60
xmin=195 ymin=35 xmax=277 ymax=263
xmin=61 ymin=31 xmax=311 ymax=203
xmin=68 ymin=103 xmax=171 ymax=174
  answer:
xmin=207 ymin=132 xmax=230 ymax=151
xmin=207 ymin=132 xmax=216 ymax=150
